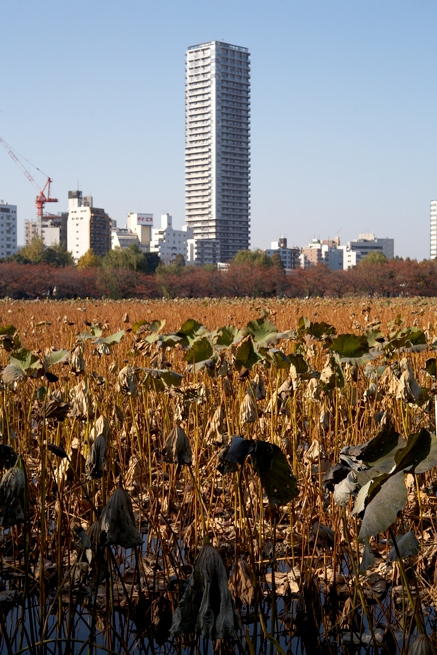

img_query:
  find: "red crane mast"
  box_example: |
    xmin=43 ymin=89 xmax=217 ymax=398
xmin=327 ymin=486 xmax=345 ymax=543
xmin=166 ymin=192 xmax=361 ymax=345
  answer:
xmin=0 ymin=137 xmax=58 ymax=219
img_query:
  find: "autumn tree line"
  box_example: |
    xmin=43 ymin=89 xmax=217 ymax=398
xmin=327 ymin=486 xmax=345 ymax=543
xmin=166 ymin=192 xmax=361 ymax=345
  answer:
xmin=0 ymin=237 xmax=436 ymax=299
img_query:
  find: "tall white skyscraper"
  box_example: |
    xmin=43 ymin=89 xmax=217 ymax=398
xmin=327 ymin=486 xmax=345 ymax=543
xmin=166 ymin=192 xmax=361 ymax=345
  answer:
xmin=431 ymin=200 xmax=437 ymax=260
xmin=185 ymin=41 xmax=251 ymax=264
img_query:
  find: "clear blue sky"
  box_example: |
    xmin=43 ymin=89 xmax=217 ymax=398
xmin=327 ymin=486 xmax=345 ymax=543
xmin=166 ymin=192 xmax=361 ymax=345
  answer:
xmin=1 ymin=0 xmax=436 ymax=260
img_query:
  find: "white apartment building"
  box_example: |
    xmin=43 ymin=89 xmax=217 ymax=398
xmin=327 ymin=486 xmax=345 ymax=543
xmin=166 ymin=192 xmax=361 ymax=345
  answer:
xmin=0 ymin=201 xmax=17 ymax=259
xmin=265 ymin=237 xmax=300 ymax=269
xmin=431 ymin=201 xmax=437 ymax=259
xmin=111 ymin=213 xmax=154 ymax=252
xmin=67 ymin=191 xmax=111 ymax=262
xmin=149 ymin=213 xmax=193 ymax=264
xmin=185 ymin=41 xmax=251 ymax=264
xmin=127 ymin=213 xmax=153 ymax=244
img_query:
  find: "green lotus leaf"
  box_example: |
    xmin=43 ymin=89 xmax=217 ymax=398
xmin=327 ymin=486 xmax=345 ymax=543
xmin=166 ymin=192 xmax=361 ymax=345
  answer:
xmin=212 ymin=325 xmax=242 ymax=349
xmin=424 ymin=358 xmax=437 ymax=379
xmin=43 ymin=349 xmax=70 ymax=370
xmin=393 ymin=428 xmax=431 ymax=474
xmin=415 ymin=433 xmax=437 ymax=474
xmin=365 ymin=326 xmax=384 ymax=348
xmin=176 ymin=319 xmax=207 ymax=347
xmin=178 ymin=319 xmax=204 ymax=336
xmin=387 ymin=314 xmax=403 ymax=330
xmin=234 ymin=336 xmax=262 ymax=371
xmin=79 ymin=324 xmax=103 ymax=341
xmin=132 ymin=319 xmax=147 ymax=334
xmin=400 ymin=328 xmax=427 ymax=353
xmin=2 ymin=364 xmax=25 ymax=385
xmin=148 ymin=333 xmax=182 ymax=347
xmin=133 ymin=319 xmax=165 ymax=335
xmin=263 ymin=348 xmax=291 ymax=369
xmin=360 ymin=425 xmax=403 ymax=465
xmin=184 ymin=337 xmax=214 ymax=365
xmin=329 ymin=333 xmax=370 ymax=363
xmin=143 ymin=368 xmax=183 ymax=388
xmin=358 ymin=472 xmax=407 ymax=540
xmin=388 ymin=531 xmax=420 ymax=561
xmin=299 ymin=319 xmax=336 ymax=340
xmin=0 ymin=325 xmax=16 ymax=336
xmin=92 ymin=329 xmax=125 ymax=346
xmin=288 ymin=353 xmax=314 ymax=379
xmin=3 ymin=349 xmax=43 ymax=384
xmin=251 ymin=441 xmax=298 ymax=507
xmin=242 ymin=317 xmax=279 ymax=346
xmin=297 ymin=316 xmax=311 ymax=333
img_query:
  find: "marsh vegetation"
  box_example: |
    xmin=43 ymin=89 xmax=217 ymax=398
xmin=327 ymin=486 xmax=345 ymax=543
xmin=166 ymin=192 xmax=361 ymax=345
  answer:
xmin=1 ymin=297 xmax=437 ymax=654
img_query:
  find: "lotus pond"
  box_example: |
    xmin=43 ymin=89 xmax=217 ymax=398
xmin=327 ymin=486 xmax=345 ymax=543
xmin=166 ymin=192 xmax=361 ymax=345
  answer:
xmin=1 ymin=297 xmax=437 ymax=655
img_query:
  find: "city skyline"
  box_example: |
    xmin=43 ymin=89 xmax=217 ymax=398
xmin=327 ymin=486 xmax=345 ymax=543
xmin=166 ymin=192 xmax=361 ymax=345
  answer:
xmin=1 ymin=0 xmax=436 ymax=261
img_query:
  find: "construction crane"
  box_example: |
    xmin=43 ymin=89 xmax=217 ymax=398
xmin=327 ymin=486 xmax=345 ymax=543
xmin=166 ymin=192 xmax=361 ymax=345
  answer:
xmin=0 ymin=137 xmax=58 ymax=219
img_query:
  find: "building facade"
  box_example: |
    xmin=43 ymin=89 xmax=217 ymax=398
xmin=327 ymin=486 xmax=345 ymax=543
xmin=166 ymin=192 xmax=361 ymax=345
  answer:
xmin=185 ymin=40 xmax=251 ymax=264
xmin=0 ymin=201 xmax=17 ymax=259
xmin=265 ymin=237 xmax=300 ymax=270
xmin=149 ymin=213 xmax=193 ymax=264
xmin=348 ymin=233 xmax=394 ymax=260
xmin=67 ymin=191 xmax=111 ymax=261
xmin=111 ymin=213 xmax=154 ymax=252
xmin=431 ymin=201 xmax=437 ymax=260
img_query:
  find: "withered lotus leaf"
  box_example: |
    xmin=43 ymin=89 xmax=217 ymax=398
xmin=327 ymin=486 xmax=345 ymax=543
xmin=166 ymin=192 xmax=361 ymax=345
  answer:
xmin=69 ymin=381 xmax=94 ymax=419
xmin=408 ymin=634 xmax=437 ymax=655
xmin=205 ymin=404 xmax=226 ymax=445
xmin=170 ymin=543 xmax=239 ymax=640
xmin=0 ymin=456 xmax=26 ymax=526
xmin=228 ymin=557 xmax=254 ymax=607
xmin=333 ymin=471 xmax=360 ymax=507
xmin=85 ymin=434 xmax=108 ymax=480
xmin=239 ymin=392 xmax=257 ymax=424
xmin=163 ymin=425 xmax=192 ymax=465
xmin=116 ymin=365 xmax=138 ymax=395
xmin=100 ymin=483 xmax=143 ymax=548
xmin=89 ymin=415 xmax=111 ymax=442
xmin=251 ymin=441 xmax=298 ymax=507
xmin=70 ymin=344 xmax=85 ymax=374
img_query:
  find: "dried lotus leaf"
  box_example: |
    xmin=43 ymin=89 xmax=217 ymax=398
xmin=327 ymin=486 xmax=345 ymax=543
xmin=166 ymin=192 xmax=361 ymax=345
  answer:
xmin=100 ymin=484 xmax=143 ymax=548
xmin=0 ymin=457 xmax=26 ymax=526
xmin=163 ymin=425 xmax=191 ymax=465
xmin=171 ymin=543 xmax=239 ymax=640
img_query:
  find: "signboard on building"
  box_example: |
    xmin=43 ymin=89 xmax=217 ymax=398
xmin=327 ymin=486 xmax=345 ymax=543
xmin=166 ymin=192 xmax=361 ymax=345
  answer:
xmin=136 ymin=213 xmax=153 ymax=226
